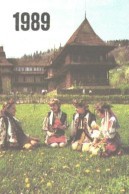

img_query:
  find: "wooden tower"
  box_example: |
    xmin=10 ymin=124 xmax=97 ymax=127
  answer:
xmin=46 ymin=16 xmax=117 ymax=91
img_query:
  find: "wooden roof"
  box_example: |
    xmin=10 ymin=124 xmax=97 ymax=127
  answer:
xmin=16 ymin=60 xmax=49 ymax=67
xmin=0 ymin=59 xmax=13 ymax=67
xmin=0 ymin=47 xmax=13 ymax=67
xmin=66 ymin=17 xmax=106 ymax=46
xmin=51 ymin=17 xmax=116 ymax=66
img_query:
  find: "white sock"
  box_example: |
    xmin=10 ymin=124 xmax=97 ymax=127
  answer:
xmin=59 ymin=143 xmax=66 ymax=148
xmin=50 ymin=143 xmax=58 ymax=148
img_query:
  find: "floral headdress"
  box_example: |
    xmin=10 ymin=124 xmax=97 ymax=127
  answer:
xmin=1 ymin=99 xmax=15 ymax=116
xmin=94 ymin=102 xmax=112 ymax=114
xmin=48 ymin=98 xmax=61 ymax=107
xmin=95 ymin=102 xmax=120 ymax=128
xmin=72 ymin=99 xmax=89 ymax=109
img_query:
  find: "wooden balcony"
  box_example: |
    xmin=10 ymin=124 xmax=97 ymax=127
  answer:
xmin=64 ymin=61 xmax=117 ymax=67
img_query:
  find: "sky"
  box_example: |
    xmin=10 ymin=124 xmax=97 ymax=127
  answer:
xmin=0 ymin=0 xmax=129 ymax=58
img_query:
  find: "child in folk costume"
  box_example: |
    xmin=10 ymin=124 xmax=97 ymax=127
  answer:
xmin=69 ymin=99 xmax=100 ymax=152
xmin=42 ymin=99 xmax=68 ymax=148
xmin=92 ymin=102 xmax=122 ymax=157
xmin=0 ymin=99 xmax=40 ymax=149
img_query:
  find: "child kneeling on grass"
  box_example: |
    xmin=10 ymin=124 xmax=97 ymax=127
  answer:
xmin=0 ymin=99 xmax=40 ymax=149
xmin=42 ymin=99 xmax=68 ymax=148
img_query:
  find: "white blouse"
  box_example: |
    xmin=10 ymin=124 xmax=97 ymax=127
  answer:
xmin=101 ymin=116 xmax=118 ymax=139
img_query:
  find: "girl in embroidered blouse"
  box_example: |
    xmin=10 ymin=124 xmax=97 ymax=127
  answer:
xmin=42 ymin=99 xmax=68 ymax=148
xmin=93 ymin=102 xmax=122 ymax=157
xmin=0 ymin=99 xmax=40 ymax=149
xmin=69 ymin=99 xmax=100 ymax=152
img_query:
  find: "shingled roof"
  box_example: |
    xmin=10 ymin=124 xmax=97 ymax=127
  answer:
xmin=0 ymin=46 xmax=13 ymax=67
xmin=0 ymin=59 xmax=13 ymax=66
xmin=66 ymin=17 xmax=106 ymax=46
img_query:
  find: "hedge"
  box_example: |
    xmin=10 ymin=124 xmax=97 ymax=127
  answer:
xmin=0 ymin=94 xmax=129 ymax=104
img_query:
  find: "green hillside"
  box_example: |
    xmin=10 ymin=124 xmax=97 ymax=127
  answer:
xmin=109 ymin=44 xmax=129 ymax=89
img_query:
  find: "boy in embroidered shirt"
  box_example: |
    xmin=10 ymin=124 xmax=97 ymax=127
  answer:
xmin=69 ymin=99 xmax=100 ymax=152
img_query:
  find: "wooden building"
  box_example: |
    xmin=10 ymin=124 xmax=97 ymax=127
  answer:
xmin=0 ymin=16 xmax=117 ymax=94
xmin=0 ymin=47 xmax=48 ymax=94
xmin=12 ymin=64 xmax=47 ymax=93
xmin=0 ymin=47 xmax=13 ymax=94
xmin=46 ymin=16 xmax=117 ymax=91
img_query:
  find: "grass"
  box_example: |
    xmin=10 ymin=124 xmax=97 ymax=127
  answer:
xmin=0 ymin=104 xmax=129 ymax=193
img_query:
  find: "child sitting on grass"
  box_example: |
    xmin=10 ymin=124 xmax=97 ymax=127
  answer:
xmin=42 ymin=99 xmax=68 ymax=148
xmin=69 ymin=99 xmax=100 ymax=152
xmin=90 ymin=102 xmax=122 ymax=157
xmin=0 ymin=99 xmax=40 ymax=149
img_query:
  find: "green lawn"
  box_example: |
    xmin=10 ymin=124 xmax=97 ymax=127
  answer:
xmin=0 ymin=104 xmax=129 ymax=194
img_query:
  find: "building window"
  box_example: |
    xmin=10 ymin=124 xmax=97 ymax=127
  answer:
xmin=24 ymin=67 xmax=27 ymax=71
xmin=24 ymin=67 xmax=33 ymax=71
xmin=33 ymin=67 xmax=44 ymax=72
xmin=15 ymin=66 xmax=44 ymax=72
xmin=15 ymin=67 xmax=25 ymax=71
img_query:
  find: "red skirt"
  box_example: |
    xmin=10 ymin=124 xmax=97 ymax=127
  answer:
xmin=47 ymin=135 xmax=67 ymax=145
xmin=105 ymin=134 xmax=121 ymax=154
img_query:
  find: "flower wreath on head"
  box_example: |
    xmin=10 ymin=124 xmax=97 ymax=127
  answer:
xmin=48 ymin=98 xmax=61 ymax=107
xmin=1 ymin=99 xmax=15 ymax=116
xmin=72 ymin=99 xmax=89 ymax=109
